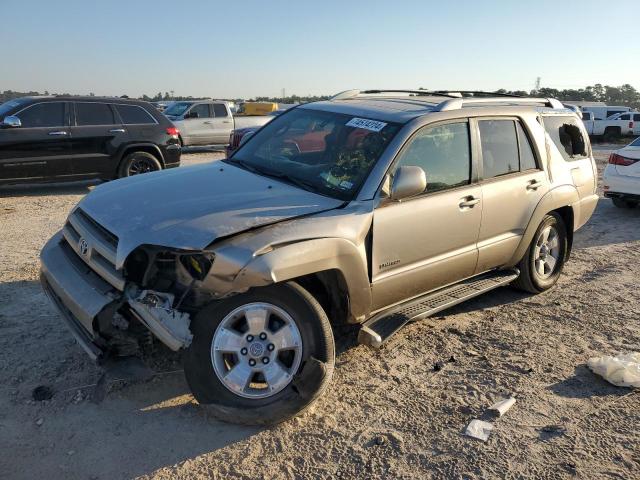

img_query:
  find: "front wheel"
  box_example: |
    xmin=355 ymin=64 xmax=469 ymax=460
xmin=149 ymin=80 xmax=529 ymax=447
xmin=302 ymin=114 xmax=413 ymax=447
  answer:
xmin=513 ymin=212 xmax=568 ymax=294
xmin=184 ymin=282 xmax=335 ymax=425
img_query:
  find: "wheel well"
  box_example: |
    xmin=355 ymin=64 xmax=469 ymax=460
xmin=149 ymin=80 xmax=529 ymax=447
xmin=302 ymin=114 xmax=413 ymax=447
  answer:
xmin=552 ymin=206 xmax=574 ymax=259
xmin=292 ymin=270 xmax=350 ymax=326
xmin=604 ymin=126 xmax=621 ymax=134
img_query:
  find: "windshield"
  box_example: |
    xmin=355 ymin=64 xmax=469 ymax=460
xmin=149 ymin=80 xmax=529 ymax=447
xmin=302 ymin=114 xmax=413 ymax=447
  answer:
xmin=226 ymin=108 xmax=401 ymax=200
xmin=630 ymin=137 xmax=640 ymax=147
xmin=164 ymin=102 xmax=193 ymax=117
xmin=0 ymin=99 xmax=25 ymax=119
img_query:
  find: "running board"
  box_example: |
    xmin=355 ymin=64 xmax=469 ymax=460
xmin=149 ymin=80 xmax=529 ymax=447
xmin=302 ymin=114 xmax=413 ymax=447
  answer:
xmin=358 ymin=269 xmax=519 ymax=348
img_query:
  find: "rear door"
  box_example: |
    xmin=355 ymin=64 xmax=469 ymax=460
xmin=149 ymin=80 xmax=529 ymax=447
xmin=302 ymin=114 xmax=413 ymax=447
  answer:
xmin=0 ymin=101 xmax=71 ymax=181
xmin=633 ymin=114 xmax=640 ymax=135
xmin=474 ymin=118 xmax=549 ymax=273
xmin=69 ymin=102 xmax=124 ymax=177
xmin=210 ymin=103 xmax=233 ymax=144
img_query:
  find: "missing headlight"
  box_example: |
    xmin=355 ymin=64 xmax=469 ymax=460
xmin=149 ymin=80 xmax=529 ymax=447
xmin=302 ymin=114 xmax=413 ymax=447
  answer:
xmin=179 ymin=253 xmax=214 ymax=281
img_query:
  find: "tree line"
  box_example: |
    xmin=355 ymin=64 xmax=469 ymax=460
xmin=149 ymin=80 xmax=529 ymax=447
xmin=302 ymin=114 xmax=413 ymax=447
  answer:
xmin=1 ymin=84 xmax=639 ymax=108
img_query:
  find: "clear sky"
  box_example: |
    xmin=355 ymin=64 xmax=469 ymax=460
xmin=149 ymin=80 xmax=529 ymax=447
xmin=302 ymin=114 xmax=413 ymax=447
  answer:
xmin=2 ymin=0 xmax=638 ymax=99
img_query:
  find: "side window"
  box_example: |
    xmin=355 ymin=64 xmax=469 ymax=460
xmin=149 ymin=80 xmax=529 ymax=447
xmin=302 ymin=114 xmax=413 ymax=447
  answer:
xmin=16 ymin=102 xmax=65 ymax=128
xmin=620 ymin=114 xmax=630 ymax=120
xmin=516 ymin=122 xmax=538 ymax=171
xmin=189 ymin=103 xmax=211 ymax=118
xmin=394 ymin=122 xmax=470 ymax=193
xmin=75 ymin=102 xmax=114 ymax=126
xmin=543 ymin=115 xmax=588 ymax=161
xmin=115 ymin=105 xmax=156 ymax=125
xmin=213 ymin=104 xmax=228 ymax=117
xmin=634 ymin=114 xmax=640 ymax=122
xmin=478 ymin=120 xmax=519 ymax=178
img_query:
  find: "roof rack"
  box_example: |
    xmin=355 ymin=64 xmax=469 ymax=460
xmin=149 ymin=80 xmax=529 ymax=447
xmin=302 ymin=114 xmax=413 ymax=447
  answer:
xmin=330 ymin=89 xmax=458 ymax=100
xmin=434 ymin=96 xmax=565 ymax=111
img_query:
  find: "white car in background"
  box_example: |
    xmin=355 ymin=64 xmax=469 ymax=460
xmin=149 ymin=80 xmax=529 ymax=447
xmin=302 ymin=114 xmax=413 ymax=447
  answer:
xmin=603 ymin=136 xmax=640 ymax=208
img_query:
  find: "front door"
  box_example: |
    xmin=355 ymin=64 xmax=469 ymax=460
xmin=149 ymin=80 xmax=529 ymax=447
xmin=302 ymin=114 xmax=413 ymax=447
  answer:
xmin=474 ymin=118 xmax=549 ymax=273
xmin=69 ymin=101 xmax=124 ymax=178
xmin=370 ymin=120 xmax=482 ymax=311
xmin=0 ymin=101 xmax=71 ymax=181
xmin=183 ymin=103 xmax=213 ymax=144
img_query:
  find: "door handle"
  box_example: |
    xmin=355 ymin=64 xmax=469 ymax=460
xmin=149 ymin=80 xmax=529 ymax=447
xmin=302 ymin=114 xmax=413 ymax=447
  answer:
xmin=526 ymin=180 xmax=542 ymax=191
xmin=109 ymin=128 xmax=125 ymax=133
xmin=222 ymin=120 xmax=231 ymax=124
xmin=459 ymin=196 xmax=480 ymax=208
xmin=48 ymin=131 xmax=68 ymax=136
xmin=203 ymin=121 xmax=213 ymax=124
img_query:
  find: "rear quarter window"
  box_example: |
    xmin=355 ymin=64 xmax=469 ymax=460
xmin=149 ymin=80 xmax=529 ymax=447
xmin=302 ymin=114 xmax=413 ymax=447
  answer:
xmin=115 ymin=104 xmax=157 ymax=125
xmin=542 ymin=116 xmax=588 ymax=162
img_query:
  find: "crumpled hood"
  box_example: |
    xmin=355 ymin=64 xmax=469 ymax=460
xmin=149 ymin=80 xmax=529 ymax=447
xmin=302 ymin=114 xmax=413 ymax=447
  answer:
xmin=77 ymin=162 xmax=343 ymax=269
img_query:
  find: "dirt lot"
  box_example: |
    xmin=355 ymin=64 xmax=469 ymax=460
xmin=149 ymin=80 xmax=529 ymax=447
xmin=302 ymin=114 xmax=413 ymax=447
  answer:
xmin=1 ymin=145 xmax=638 ymax=479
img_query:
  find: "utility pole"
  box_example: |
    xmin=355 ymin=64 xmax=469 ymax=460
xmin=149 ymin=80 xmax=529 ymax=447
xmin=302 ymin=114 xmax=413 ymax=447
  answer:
xmin=282 ymin=88 xmax=286 ymax=101
xmin=535 ymin=77 xmax=541 ymax=92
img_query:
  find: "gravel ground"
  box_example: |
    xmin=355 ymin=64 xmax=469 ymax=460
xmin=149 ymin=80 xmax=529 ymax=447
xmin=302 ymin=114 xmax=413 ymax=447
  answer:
xmin=1 ymin=146 xmax=638 ymax=479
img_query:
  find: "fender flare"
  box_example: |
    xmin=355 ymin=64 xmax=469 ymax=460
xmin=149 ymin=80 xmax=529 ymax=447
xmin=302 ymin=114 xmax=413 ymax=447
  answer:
xmin=118 ymin=143 xmax=165 ymax=166
xmin=507 ymin=184 xmax=579 ymax=265
xmin=232 ymin=237 xmax=372 ymax=320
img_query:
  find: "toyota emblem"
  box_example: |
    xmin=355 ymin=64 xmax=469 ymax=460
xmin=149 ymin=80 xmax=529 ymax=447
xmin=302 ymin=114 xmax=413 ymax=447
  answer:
xmin=78 ymin=238 xmax=89 ymax=257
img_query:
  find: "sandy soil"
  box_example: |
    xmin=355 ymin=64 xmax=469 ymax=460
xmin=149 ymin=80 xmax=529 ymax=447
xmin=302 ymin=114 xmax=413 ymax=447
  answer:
xmin=1 ymin=146 xmax=638 ymax=479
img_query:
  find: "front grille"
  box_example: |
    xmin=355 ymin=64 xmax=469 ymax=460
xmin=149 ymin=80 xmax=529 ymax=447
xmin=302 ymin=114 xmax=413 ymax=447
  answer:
xmin=62 ymin=209 xmax=125 ymax=291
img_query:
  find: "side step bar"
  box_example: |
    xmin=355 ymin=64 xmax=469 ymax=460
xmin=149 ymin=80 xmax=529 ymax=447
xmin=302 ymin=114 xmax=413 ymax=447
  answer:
xmin=358 ymin=269 xmax=519 ymax=348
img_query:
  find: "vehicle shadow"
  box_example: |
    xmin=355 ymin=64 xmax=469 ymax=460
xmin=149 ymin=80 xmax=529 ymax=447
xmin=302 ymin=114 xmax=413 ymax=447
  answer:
xmin=0 ymin=179 xmax=99 ymax=198
xmin=547 ymin=364 xmax=630 ymax=399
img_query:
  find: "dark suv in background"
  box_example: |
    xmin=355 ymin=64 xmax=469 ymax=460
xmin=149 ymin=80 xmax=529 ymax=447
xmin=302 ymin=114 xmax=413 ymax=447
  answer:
xmin=0 ymin=96 xmax=181 ymax=184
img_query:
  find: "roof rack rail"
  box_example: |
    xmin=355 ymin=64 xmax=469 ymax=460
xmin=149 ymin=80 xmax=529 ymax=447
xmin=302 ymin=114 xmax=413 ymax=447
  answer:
xmin=434 ymin=96 xmax=564 ymax=111
xmin=330 ymin=89 xmax=458 ymax=100
xmin=433 ymin=90 xmax=526 ymax=98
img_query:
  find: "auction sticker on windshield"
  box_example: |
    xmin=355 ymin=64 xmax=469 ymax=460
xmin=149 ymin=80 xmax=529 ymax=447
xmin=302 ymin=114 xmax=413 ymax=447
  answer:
xmin=345 ymin=117 xmax=388 ymax=132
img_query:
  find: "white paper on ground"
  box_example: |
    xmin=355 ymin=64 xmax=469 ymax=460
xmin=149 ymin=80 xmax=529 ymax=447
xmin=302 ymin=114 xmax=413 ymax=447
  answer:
xmin=587 ymin=352 xmax=640 ymax=388
xmin=488 ymin=397 xmax=516 ymax=417
xmin=465 ymin=419 xmax=494 ymax=441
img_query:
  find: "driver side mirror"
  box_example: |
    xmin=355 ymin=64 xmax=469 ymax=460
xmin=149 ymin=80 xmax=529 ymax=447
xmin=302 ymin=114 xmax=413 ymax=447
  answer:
xmin=1 ymin=116 xmax=21 ymax=128
xmin=390 ymin=166 xmax=427 ymax=201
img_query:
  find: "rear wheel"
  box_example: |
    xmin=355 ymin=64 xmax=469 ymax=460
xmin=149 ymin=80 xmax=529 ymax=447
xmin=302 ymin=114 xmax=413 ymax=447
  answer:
xmin=184 ymin=282 xmax=335 ymax=425
xmin=513 ymin=213 xmax=568 ymax=293
xmin=117 ymin=151 xmax=162 ymax=178
xmin=612 ymin=197 xmax=638 ymax=209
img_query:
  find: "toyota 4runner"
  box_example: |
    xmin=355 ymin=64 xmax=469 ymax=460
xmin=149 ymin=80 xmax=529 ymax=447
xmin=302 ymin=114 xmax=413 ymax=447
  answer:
xmin=40 ymin=90 xmax=598 ymax=424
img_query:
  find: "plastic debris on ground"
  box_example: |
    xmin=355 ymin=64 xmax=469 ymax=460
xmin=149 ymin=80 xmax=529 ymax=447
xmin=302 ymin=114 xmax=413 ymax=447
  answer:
xmin=488 ymin=397 xmax=516 ymax=417
xmin=587 ymin=352 xmax=640 ymax=388
xmin=465 ymin=419 xmax=494 ymax=441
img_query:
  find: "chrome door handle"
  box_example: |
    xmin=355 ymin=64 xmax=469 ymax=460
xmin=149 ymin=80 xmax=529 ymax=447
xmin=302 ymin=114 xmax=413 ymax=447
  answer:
xmin=109 ymin=128 xmax=125 ymax=133
xmin=459 ymin=197 xmax=480 ymax=208
xmin=526 ymin=180 xmax=542 ymax=190
xmin=48 ymin=131 xmax=68 ymax=136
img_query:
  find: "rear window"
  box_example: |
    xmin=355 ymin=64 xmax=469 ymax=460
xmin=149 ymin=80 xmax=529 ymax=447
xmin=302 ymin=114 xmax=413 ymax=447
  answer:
xmin=635 ymin=114 xmax=640 ymax=122
xmin=543 ymin=116 xmax=588 ymax=161
xmin=16 ymin=102 xmax=66 ymax=128
xmin=115 ymin=104 xmax=156 ymax=125
xmin=213 ymin=103 xmax=228 ymax=117
xmin=75 ymin=102 xmax=114 ymax=126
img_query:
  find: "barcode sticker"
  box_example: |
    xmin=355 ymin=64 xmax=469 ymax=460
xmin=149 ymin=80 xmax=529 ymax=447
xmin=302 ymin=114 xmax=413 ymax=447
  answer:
xmin=345 ymin=117 xmax=388 ymax=132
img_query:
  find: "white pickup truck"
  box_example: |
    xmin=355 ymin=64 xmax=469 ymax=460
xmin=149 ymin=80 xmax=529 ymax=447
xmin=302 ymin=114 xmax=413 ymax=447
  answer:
xmin=581 ymin=111 xmax=640 ymax=139
xmin=164 ymin=100 xmax=274 ymax=146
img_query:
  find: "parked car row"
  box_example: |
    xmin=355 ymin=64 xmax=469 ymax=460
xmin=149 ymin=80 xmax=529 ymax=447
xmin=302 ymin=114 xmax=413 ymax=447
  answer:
xmin=581 ymin=110 xmax=640 ymax=139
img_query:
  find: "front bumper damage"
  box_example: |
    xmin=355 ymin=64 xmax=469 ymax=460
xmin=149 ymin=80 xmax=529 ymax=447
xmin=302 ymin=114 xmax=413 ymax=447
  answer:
xmin=40 ymin=232 xmax=193 ymax=362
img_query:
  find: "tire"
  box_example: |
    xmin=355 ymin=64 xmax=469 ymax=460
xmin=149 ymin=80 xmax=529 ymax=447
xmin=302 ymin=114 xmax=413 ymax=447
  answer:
xmin=612 ymin=197 xmax=637 ymax=209
xmin=117 ymin=151 xmax=162 ymax=178
xmin=512 ymin=212 xmax=568 ymax=294
xmin=184 ymin=281 xmax=335 ymax=425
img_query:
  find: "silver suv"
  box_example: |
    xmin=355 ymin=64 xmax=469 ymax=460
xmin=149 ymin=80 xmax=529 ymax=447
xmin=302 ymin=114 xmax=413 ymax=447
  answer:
xmin=40 ymin=90 xmax=598 ymax=424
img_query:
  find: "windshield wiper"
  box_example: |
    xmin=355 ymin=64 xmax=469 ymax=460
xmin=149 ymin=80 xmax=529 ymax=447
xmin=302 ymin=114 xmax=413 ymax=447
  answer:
xmin=224 ymin=158 xmax=261 ymax=175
